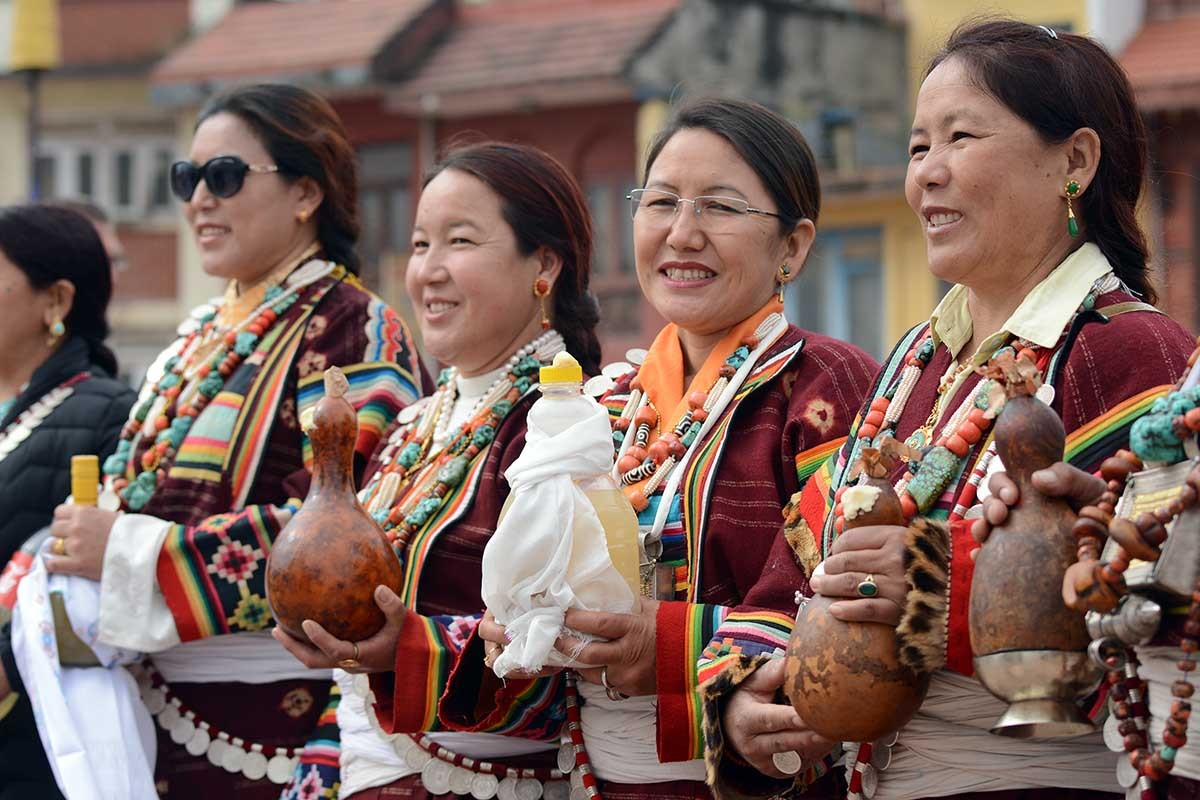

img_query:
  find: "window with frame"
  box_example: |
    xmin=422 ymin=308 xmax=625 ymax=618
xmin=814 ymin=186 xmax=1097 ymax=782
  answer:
xmin=789 ymin=227 xmax=885 ymax=359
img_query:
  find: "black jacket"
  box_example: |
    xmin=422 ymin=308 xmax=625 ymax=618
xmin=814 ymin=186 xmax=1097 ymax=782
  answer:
xmin=0 ymin=337 xmax=134 ymax=799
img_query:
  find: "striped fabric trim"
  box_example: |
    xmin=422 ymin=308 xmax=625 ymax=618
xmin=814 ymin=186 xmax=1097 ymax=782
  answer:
xmin=656 ymin=601 xmax=728 ymax=762
xmin=226 ymin=309 xmax=314 ymax=508
xmin=284 ymin=683 xmax=342 ymax=799
xmin=681 ymin=341 xmax=804 ymax=602
xmin=297 ymin=362 xmax=420 ymax=468
xmin=697 ymin=609 xmax=794 ymax=683
xmin=156 ymin=501 xmax=297 ymax=641
xmin=794 ymin=436 xmax=846 ymax=483
xmin=1064 ymin=384 xmax=1172 ymax=467
xmin=169 ymin=392 xmax=243 ymax=483
xmin=392 ymin=614 xmax=455 ymax=731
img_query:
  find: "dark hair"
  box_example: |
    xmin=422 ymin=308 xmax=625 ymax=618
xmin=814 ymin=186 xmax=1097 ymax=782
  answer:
xmin=425 ymin=142 xmax=602 ymax=375
xmin=197 ymin=83 xmax=361 ymax=274
xmin=643 ymin=97 xmax=821 ymax=234
xmin=0 ymin=204 xmax=117 ymax=375
xmin=928 ymin=19 xmax=1156 ymax=303
xmin=49 ymin=198 xmax=110 ymax=225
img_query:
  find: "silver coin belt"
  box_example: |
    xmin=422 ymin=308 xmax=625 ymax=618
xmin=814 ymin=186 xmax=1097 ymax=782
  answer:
xmin=136 ymin=666 xmax=302 ymax=785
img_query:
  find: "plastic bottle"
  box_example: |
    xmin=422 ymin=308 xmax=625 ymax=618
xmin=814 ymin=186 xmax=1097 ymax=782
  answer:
xmin=500 ymin=352 xmax=641 ymax=597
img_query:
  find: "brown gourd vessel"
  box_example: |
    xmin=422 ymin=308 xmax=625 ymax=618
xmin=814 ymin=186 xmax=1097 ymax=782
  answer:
xmin=968 ymin=353 xmax=1102 ymax=737
xmin=784 ymin=450 xmax=930 ymax=743
xmin=266 ymin=367 xmax=403 ymax=644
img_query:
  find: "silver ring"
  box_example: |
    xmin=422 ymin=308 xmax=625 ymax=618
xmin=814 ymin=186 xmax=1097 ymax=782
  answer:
xmin=772 ymin=750 xmax=803 ymax=775
xmin=856 ymin=574 xmax=879 ymax=598
xmin=600 ymin=667 xmax=626 ymax=702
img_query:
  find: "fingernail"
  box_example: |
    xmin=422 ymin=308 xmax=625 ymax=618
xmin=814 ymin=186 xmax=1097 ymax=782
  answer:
xmin=375 ymin=585 xmax=391 ymax=603
xmin=301 ymin=619 xmax=316 ymax=636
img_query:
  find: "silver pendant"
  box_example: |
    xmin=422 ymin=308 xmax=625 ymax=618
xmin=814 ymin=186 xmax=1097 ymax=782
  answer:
xmin=1116 ymin=755 xmax=1138 ymax=788
xmin=583 ymin=375 xmax=614 ymax=397
xmin=242 ymin=750 xmax=269 ymax=781
xmin=497 ymin=776 xmax=520 ymax=800
xmin=557 ymin=741 xmax=576 ymax=773
xmin=158 ymin=703 xmax=181 ymax=731
xmin=206 ymin=738 xmax=228 ymax=769
xmin=543 ymin=780 xmax=569 ymax=800
xmin=266 ymin=753 xmax=295 ymax=784
xmin=625 ymin=348 xmax=648 ymax=366
xmin=601 ymin=362 xmax=632 ymax=380
xmin=771 ymin=750 xmax=802 ymax=775
xmin=221 ymin=744 xmax=246 ymax=774
xmin=470 ymin=772 xmax=500 ymax=800
xmin=169 ymin=715 xmax=196 ymax=745
xmin=449 ymin=765 xmax=475 ymax=795
xmin=516 ymin=778 xmax=544 ymax=800
xmin=860 ymin=763 xmax=878 ymax=798
xmin=405 ymin=744 xmax=433 ymax=771
xmin=421 ymin=759 xmax=453 ymax=795
xmin=185 ymin=727 xmax=211 ymax=757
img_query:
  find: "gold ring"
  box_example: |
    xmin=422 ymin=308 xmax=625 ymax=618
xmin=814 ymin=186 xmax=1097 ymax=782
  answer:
xmin=52 ymin=537 xmax=67 ymax=557
xmin=352 ymin=642 xmax=360 ymax=661
xmin=338 ymin=658 xmax=361 ymax=670
xmin=483 ymin=650 xmax=494 ymax=668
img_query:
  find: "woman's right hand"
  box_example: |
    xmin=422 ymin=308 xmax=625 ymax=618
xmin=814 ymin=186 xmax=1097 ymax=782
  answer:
xmin=971 ymin=463 xmax=1105 ymax=552
xmin=723 ymin=658 xmax=834 ymax=779
xmin=810 ymin=524 xmax=909 ymax=626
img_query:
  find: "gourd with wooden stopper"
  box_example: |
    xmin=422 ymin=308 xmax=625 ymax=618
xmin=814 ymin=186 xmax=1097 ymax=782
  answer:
xmin=266 ymin=367 xmax=403 ymax=644
xmin=968 ymin=350 xmax=1101 ymax=737
xmin=784 ymin=445 xmax=930 ymax=742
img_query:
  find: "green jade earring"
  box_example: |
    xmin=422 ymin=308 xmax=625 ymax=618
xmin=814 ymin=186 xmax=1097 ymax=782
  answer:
xmin=1066 ymin=180 xmax=1081 ymax=238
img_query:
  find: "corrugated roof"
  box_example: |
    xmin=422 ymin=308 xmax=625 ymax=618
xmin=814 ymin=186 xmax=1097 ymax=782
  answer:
xmin=1121 ymin=11 xmax=1200 ymax=111
xmin=387 ymin=0 xmax=678 ymax=114
xmin=152 ymin=0 xmax=437 ymax=85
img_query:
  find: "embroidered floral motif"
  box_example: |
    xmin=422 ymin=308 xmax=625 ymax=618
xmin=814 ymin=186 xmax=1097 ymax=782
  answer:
xmin=279 ymin=396 xmax=297 ymax=429
xmin=803 ymin=397 xmax=836 ymax=436
xmin=228 ymin=592 xmax=272 ymax=631
xmin=281 ymin=687 xmax=315 ymax=719
xmin=207 ymin=540 xmax=265 ymax=583
xmin=303 ymin=314 xmax=328 ymax=342
xmin=297 ymin=351 xmax=328 ymax=378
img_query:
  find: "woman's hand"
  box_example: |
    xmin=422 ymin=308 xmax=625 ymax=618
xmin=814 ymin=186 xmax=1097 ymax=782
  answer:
xmin=971 ymin=463 xmax=1105 ymax=552
xmin=271 ymin=585 xmax=406 ymax=674
xmin=476 ymin=610 xmax=560 ymax=680
xmin=559 ymin=598 xmax=659 ymax=698
xmin=810 ymin=524 xmax=908 ymax=625
xmin=45 ymin=504 xmax=120 ymax=581
xmin=723 ymin=658 xmax=834 ymax=779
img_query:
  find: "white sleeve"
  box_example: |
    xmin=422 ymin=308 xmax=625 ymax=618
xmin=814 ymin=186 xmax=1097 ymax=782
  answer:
xmin=98 ymin=513 xmax=181 ymax=653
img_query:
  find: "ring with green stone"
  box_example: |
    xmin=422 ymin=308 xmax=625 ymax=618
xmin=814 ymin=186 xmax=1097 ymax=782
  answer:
xmin=856 ymin=574 xmax=879 ymax=598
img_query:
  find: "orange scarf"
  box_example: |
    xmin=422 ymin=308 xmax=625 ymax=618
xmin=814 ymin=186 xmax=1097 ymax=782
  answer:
xmin=635 ymin=297 xmax=783 ymax=448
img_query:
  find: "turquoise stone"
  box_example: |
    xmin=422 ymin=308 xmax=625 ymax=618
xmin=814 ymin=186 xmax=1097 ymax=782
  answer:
xmin=917 ymin=338 xmax=935 ymax=362
xmin=167 ymin=417 xmax=193 ymax=449
xmin=612 ymin=430 xmax=625 ymax=447
xmin=234 ymin=331 xmax=258 ymax=357
xmin=514 ymin=355 xmax=542 ymax=378
xmin=858 ymin=580 xmax=879 ymax=597
xmin=264 ymin=285 xmax=284 ymax=302
xmin=398 ymin=442 xmax=422 ymax=469
xmin=1164 ymin=747 xmax=1178 ymax=761
xmin=134 ymin=399 xmax=152 ymax=423
xmin=198 ymin=372 xmax=225 ymax=399
xmin=515 ymin=376 xmax=533 ymax=395
xmin=907 ymin=446 xmax=962 ymax=511
xmin=437 ymin=456 xmax=469 ymax=487
xmin=123 ymin=471 xmax=158 ymax=511
xmin=491 ymin=400 xmax=513 ymax=418
xmin=437 ymin=367 xmax=454 ymax=387
xmin=158 ymin=373 xmax=180 ymax=391
xmin=472 ymin=425 xmax=496 ymax=447
xmin=1131 ymin=414 xmax=1186 ymax=463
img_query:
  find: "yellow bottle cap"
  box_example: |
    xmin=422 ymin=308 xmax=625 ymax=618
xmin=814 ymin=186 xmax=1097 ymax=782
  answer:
xmin=539 ymin=351 xmax=582 ymax=384
xmin=71 ymin=455 xmax=99 ymax=506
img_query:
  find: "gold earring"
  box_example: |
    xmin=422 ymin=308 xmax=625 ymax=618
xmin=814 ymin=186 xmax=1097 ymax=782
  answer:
xmin=297 ymin=210 xmax=310 ymax=224
xmin=533 ymin=278 xmax=552 ymax=331
xmin=1065 ymin=180 xmax=1080 ymax=238
xmin=777 ymin=264 xmax=791 ymax=303
xmin=48 ymin=318 xmax=65 ymax=346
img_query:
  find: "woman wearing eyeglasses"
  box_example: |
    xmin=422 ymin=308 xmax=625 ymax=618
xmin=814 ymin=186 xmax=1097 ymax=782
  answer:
xmin=42 ymin=83 xmax=424 ymax=799
xmin=440 ymin=98 xmax=877 ymax=799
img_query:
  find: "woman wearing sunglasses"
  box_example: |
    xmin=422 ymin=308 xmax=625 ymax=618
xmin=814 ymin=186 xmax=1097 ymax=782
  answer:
xmin=436 ymin=98 xmax=876 ymax=799
xmin=43 ymin=83 xmax=424 ymax=799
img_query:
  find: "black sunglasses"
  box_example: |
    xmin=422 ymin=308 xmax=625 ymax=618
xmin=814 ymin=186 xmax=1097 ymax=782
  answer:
xmin=169 ymin=156 xmax=279 ymax=202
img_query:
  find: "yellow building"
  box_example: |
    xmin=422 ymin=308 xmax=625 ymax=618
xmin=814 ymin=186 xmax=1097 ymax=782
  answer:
xmin=825 ymin=0 xmax=1144 ymax=349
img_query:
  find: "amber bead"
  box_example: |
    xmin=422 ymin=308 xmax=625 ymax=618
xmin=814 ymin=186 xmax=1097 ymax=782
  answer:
xmin=617 ymin=454 xmax=642 ymax=475
xmin=1130 ymin=748 xmax=1150 ymax=768
xmin=1183 ymin=640 xmax=1200 ymax=654
xmin=1118 ymin=719 xmax=1139 ymax=735
xmin=959 ymin=421 xmax=983 ymax=444
xmin=647 ymin=440 xmax=671 ymax=466
xmin=1178 ymin=660 xmax=1197 ymax=672
xmin=870 ymin=397 xmax=890 ymax=413
xmin=1165 ymin=731 xmax=1188 ymax=749
xmin=687 ymin=391 xmax=708 ymax=410
xmin=718 ymin=364 xmax=736 ymax=379
xmin=945 ymin=434 xmax=969 ymax=457
xmin=1123 ymin=733 xmax=1147 ymax=750
xmin=634 ymin=406 xmax=657 ymax=428
xmin=742 ymin=335 xmax=759 ymax=349
xmin=1168 ymin=718 xmax=1189 ymax=736
xmin=1175 ymin=681 xmax=1196 ymax=697
xmin=613 ymin=417 xmax=630 ymax=433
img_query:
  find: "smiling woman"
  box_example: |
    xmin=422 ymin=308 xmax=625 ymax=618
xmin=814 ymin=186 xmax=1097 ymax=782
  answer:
xmin=36 ymin=84 xmax=425 ymax=800
xmin=713 ymin=19 xmax=1198 ymax=800
xmin=435 ymin=99 xmax=877 ymax=800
